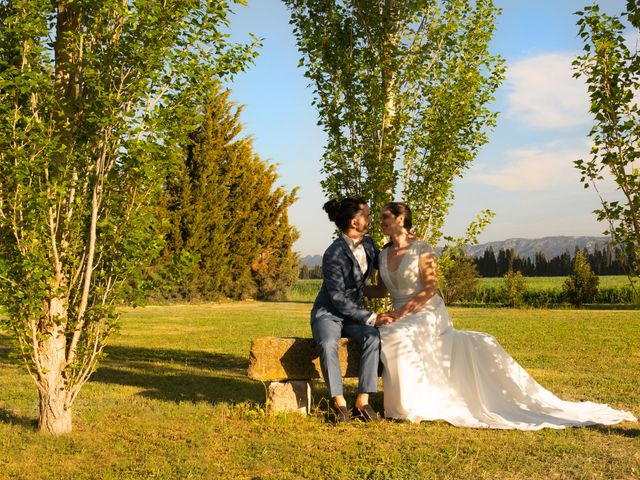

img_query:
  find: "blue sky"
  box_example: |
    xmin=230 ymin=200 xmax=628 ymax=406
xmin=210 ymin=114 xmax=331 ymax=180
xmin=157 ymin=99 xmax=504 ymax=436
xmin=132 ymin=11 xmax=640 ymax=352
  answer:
xmin=224 ymin=0 xmax=636 ymax=256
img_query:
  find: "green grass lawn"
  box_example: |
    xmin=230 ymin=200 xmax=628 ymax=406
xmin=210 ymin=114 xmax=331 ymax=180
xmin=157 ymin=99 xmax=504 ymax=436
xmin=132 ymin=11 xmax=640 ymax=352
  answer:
xmin=1 ymin=303 xmax=638 ymax=479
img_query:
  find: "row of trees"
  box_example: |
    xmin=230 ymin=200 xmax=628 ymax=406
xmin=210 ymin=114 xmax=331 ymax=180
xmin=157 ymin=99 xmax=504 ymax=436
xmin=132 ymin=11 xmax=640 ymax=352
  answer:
xmin=299 ymin=264 xmax=323 ymax=280
xmin=441 ymin=252 xmax=609 ymax=308
xmin=301 ymin=243 xmax=629 ymax=279
xmin=474 ymin=245 xmax=629 ymax=277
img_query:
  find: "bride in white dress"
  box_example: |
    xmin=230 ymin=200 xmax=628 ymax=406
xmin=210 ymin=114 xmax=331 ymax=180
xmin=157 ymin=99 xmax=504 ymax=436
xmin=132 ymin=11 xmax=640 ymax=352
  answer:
xmin=374 ymin=202 xmax=637 ymax=429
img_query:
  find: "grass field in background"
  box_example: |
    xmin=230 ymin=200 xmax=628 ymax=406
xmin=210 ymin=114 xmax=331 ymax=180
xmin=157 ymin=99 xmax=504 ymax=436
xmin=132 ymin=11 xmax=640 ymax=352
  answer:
xmin=1 ymin=302 xmax=638 ymax=479
xmin=477 ymin=275 xmax=632 ymax=290
xmin=289 ymin=276 xmax=637 ymax=305
xmin=288 ymin=279 xmax=323 ymax=302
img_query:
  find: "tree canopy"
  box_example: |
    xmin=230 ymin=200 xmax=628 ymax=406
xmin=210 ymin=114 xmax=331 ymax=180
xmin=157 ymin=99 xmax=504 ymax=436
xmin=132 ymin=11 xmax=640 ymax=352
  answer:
xmin=574 ymin=3 xmax=640 ymax=287
xmin=284 ymin=0 xmax=504 ymax=244
xmin=0 ymin=0 xmax=258 ymax=434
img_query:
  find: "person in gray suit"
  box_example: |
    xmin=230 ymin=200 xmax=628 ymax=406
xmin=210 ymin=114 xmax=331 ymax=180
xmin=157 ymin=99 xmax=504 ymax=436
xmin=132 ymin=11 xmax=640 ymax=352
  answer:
xmin=311 ymin=197 xmax=395 ymax=422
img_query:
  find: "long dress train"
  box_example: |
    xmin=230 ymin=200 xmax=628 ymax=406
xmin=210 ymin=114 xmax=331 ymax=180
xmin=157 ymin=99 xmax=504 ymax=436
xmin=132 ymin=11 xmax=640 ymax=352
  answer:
xmin=379 ymin=241 xmax=637 ymax=429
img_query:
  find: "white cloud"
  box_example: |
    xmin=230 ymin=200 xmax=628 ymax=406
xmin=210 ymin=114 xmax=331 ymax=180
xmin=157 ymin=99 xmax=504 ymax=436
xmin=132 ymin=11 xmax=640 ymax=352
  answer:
xmin=505 ymin=52 xmax=590 ymax=129
xmin=469 ymin=143 xmax=588 ymax=192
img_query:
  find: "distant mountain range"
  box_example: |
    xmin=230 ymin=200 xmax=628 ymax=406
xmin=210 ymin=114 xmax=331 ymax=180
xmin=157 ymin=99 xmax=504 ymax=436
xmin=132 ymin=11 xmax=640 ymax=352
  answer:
xmin=300 ymin=236 xmax=611 ymax=266
xmin=301 ymin=254 xmax=324 ymax=267
xmin=463 ymin=236 xmax=611 ymax=259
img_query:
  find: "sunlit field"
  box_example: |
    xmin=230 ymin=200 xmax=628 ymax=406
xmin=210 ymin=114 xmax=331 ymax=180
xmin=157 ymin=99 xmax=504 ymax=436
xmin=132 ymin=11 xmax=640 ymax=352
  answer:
xmin=1 ymin=302 xmax=638 ymax=479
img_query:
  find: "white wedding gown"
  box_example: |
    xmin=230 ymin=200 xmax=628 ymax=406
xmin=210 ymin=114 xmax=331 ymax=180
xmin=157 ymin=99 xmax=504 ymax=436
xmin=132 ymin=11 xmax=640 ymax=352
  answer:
xmin=379 ymin=241 xmax=637 ymax=429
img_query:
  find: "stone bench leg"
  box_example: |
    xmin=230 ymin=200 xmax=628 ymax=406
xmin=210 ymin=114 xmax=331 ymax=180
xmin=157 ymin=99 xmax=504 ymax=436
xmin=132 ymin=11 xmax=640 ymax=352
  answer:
xmin=267 ymin=380 xmax=311 ymax=415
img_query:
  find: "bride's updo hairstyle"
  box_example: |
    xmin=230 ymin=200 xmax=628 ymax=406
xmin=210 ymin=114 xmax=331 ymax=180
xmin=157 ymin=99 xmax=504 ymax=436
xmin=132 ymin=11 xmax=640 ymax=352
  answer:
xmin=323 ymin=197 xmax=367 ymax=232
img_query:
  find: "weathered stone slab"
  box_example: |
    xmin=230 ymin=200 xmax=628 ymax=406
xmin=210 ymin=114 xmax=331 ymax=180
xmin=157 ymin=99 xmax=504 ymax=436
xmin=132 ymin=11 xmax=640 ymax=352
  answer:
xmin=267 ymin=380 xmax=311 ymax=415
xmin=247 ymin=337 xmax=362 ymax=382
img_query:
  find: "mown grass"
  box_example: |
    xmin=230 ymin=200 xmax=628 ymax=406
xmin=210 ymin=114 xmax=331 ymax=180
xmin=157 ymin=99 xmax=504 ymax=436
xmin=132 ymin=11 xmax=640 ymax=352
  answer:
xmin=1 ymin=303 xmax=639 ymax=479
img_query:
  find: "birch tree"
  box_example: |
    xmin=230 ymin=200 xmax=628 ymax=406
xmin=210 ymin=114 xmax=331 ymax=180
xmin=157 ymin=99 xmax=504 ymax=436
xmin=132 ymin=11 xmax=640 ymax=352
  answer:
xmin=0 ymin=0 xmax=257 ymax=434
xmin=574 ymin=3 xmax=640 ymax=285
xmin=283 ymin=0 xmax=504 ymax=244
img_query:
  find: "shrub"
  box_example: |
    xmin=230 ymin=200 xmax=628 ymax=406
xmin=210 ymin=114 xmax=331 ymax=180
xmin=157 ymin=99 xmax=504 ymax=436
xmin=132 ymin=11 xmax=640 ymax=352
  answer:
xmin=437 ymin=255 xmax=479 ymax=304
xmin=288 ymin=280 xmax=322 ymax=302
xmin=595 ymin=286 xmax=634 ymax=304
xmin=563 ymin=252 xmax=599 ymax=308
xmin=501 ymin=270 xmax=527 ymax=307
xmin=523 ymin=289 xmax=565 ymax=308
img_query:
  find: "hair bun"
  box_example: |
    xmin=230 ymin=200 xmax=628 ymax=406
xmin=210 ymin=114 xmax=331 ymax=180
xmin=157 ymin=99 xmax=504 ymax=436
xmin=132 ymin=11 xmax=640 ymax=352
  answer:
xmin=323 ymin=199 xmax=341 ymax=222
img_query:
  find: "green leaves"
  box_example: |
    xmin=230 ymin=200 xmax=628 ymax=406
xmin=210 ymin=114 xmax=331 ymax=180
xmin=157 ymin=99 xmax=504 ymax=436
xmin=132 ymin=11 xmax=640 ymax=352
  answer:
xmin=573 ymin=3 xmax=640 ymax=283
xmin=501 ymin=270 xmax=526 ymax=308
xmin=0 ymin=0 xmax=260 ymax=421
xmin=284 ymin=0 xmax=503 ymax=244
xmin=157 ymin=86 xmax=299 ymax=301
xmin=562 ymin=251 xmax=599 ymax=308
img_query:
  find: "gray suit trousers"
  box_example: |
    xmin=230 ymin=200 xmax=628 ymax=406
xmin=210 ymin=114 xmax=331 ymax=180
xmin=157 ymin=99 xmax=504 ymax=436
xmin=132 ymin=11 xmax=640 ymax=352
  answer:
xmin=311 ymin=314 xmax=380 ymax=397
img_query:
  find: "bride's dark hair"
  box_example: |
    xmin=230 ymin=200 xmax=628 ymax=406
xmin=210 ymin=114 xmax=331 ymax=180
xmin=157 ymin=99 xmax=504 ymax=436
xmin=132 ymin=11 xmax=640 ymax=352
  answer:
xmin=383 ymin=202 xmax=412 ymax=229
xmin=382 ymin=202 xmax=414 ymax=249
xmin=323 ymin=197 xmax=367 ymax=232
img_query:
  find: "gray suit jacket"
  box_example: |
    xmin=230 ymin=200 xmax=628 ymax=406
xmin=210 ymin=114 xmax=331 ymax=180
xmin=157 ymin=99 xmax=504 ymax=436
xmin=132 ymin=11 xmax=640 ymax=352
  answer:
xmin=311 ymin=235 xmax=380 ymax=325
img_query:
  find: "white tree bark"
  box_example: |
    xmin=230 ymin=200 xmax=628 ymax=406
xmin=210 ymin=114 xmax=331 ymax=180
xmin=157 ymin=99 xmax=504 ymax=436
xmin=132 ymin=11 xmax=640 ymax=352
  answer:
xmin=37 ymin=297 xmax=72 ymax=435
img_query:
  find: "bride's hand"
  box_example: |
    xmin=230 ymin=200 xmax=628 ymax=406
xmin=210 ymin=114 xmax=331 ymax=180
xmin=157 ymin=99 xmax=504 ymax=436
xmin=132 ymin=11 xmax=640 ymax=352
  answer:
xmin=375 ymin=312 xmax=396 ymax=326
xmin=386 ymin=310 xmax=405 ymax=322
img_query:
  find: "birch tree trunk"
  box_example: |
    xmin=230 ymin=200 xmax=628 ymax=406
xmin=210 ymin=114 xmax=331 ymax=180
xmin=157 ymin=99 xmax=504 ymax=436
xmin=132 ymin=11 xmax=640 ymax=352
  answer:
xmin=37 ymin=298 xmax=71 ymax=435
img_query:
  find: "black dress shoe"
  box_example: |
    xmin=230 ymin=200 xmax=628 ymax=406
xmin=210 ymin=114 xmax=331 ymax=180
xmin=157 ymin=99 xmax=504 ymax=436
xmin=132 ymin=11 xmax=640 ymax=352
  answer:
xmin=356 ymin=404 xmax=381 ymax=422
xmin=333 ymin=405 xmax=351 ymax=424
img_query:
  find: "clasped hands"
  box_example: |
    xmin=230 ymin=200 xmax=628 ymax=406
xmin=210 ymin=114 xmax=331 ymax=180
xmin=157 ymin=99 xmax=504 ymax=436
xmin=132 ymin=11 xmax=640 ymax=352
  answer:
xmin=374 ymin=311 xmax=399 ymax=326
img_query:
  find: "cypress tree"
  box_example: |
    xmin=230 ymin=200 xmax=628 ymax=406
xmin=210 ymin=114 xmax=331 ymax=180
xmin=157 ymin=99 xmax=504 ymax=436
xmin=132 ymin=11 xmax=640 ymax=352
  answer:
xmin=496 ymin=248 xmax=515 ymax=276
xmin=163 ymin=86 xmax=299 ymax=300
xmin=483 ymin=246 xmax=497 ymax=277
xmin=535 ymin=251 xmax=548 ymax=276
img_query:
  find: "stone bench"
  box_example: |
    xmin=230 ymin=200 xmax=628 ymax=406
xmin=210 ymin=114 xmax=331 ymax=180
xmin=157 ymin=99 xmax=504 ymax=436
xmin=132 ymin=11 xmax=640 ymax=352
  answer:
xmin=247 ymin=336 xmax=362 ymax=414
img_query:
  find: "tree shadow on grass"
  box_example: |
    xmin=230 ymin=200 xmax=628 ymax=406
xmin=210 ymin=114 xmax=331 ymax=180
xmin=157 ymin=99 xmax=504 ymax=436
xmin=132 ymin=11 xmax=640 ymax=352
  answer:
xmin=91 ymin=345 xmax=264 ymax=405
xmin=590 ymin=425 xmax=640 ymax=438
xmin=1 ymin=334 xmax=264 ymax=407
xmin=0 ymin=334 xmax=38 ymax=428
xmin=0 ymin=332 xmax=13 ymax=366
xmin=0 ymin=407 xmax=37 ymax=428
